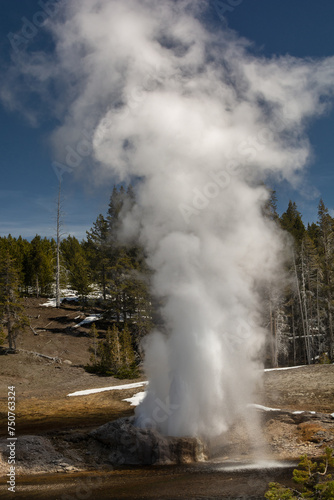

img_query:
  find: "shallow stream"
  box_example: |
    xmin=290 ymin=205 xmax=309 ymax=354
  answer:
xmin=1 ymin=460 xmax=297 ymax=499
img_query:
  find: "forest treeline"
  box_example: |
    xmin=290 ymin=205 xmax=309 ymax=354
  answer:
xmin=0 ymin=185 xmax=333 ymax=367
xmin=0 ymin=186 xmax=153 ymax=374
xmin=266 ymin=193 xmax=334 ymax=366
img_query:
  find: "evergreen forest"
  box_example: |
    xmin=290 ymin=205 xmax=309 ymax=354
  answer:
xmin=1 ymin=185 xmax=334 ymax=370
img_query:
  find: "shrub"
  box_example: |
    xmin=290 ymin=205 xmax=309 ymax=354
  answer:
xmin=86 ymin=323 xmax=139 ymax=379
xmin=265 ymin=447 xmax=334 ymax=499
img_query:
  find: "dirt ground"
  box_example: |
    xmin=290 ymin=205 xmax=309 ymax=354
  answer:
xmin=0 ymin=298 xmax=333 ymax=498
xmin=262 ymin=364 xmax=334 ymax=413
xmin=0 ymin=298 xmax=146 ymax=435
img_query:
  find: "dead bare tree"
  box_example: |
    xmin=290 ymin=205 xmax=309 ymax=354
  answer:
xmin=55 ymin=181 xmax=66 ymax=308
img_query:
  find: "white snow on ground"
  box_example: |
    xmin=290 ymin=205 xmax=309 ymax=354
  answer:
xmin=73 ymin=314 xmax=102 ymax=328
xmin=249 ymin=404 xmax=320 ymax=414
xmin=293 ymin=411 xmax=316 ymax=415
xmin=41 ymin=298 xmax=57 ymax=307
xmin=66 ymin=365 xmax=331 ymax=416
xmin=292 ymin=411 xmax=316 ymax=415
xmin=41 ymin=284 xmax=106 ymax=307
xmin=248 ymin=404 xmax=281 ymax=412
xmin=40 ymin=296 xmax=78 ymax=307
xmin=264 ymin=365 xmax=305 ymax=372
xmin=67 ymin=380 xmax=332 ymax=418
xmin=121 ymin=398 xmax=330 ymax=413
xmin=41 ymin=300 xmax=102 ymax=327
xmin=67 ymin=381 xmax=148 ymax=397
xmin=122 ymin=391 xmax=146 ymax=406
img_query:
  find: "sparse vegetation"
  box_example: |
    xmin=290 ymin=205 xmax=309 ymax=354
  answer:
xmin=0 ymin=327 xmax=6 ymax=346
xmin=0 ymin=251 xmax=28 ymax=350
xmin=86 ymin=323 xmax=139 ymax=379
xmin=265 ymin=448 xmax=334 ymax=499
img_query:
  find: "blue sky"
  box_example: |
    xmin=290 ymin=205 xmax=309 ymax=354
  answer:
xmin=0 ymin=0 xmax=334 ymax=240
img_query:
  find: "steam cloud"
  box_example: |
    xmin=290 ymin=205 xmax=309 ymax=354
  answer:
xmin=4 ymin=0 xmax=334 ymax=438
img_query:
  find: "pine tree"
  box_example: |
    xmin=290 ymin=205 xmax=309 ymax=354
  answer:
xmin=97 ymin=327 xmax=113 ymax=373
xmin=0 ymin=252 xmax=27 ymax=351
xmin=96 ymin=325 xmax=123 ymax=375
xmin=87 ymin=324 xmax=138 ymax=378
xmin=55 ymin=181 xmax=65 ymax=308
xmin=107 ymin=185 xmax=126 ymax=244
xmin=88 ymin=323 xmax=99 ymax=365
xmin=70 ymin=253 xmax=92 ymax=300
xmin=280 ymin=201 xmax=305 ymax=244
xmin=61 ymin=236 xmax=92 ymax=300
xmin=106 ymin=247 xmax=152 ymax=341
xmin=301 ymin=234 xmax=324 ymax=360
xmin=0 ymin=235 xmax=30 ymax=293
xmin=263 ymin=189 xmax=280 ymax=222
xmin=278 ymin=201 xmax=312 ymax=365
xmin=120 ymin=324 xmax=135 ymax=367
xmin=317 ymin=199 xmax=334 ymax=359
xmin=265 ymin=448 xmax=334 ymax=499
xmin=307 ymin=222 xmax=320 ymax=246
xmin=28 ymin=236 xmax=54 ymax=297
xmin=0 ymin=327 xmax=6 ymax=346
xmin=108 ymin=248 xmax=136 ymax=322
xmin=110 ymin=324 xmax=122 ymax=372
xmin=85 ymin=214 xmax=110 ymax=300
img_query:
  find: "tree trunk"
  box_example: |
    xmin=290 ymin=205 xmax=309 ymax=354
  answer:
xmin=293 ymin=251 xmax=310 ymax=364
xmin=56 ymin=182 xmax=61 ymax=308
xmin=316 ymin=269 xmax=321 ymax=358
xmin=292 ymin=302 xmax=296 ymax=366
xmin=102 ymin=263 xmax=106 ymax=301
xmin=6 ymin=302 xmax=14 ymax=350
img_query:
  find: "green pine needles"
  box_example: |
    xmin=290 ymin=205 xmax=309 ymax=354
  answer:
xmin=265 ymin=448 xmax=334 ymax=499
xmin=86 ymin=323 xmax=139 ymax=379
xmin=0 ymin=251 xmax=28 ymax=350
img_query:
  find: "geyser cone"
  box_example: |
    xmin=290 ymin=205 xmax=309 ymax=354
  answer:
xmin=6 ymin=0 xmax=334 ymax=440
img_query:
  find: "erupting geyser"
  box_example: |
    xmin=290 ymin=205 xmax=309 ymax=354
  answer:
xmin=8 ymin=0 xmax=334 ymax=440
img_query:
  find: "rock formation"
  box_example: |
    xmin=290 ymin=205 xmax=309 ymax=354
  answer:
xmin=90 ymin=417 xmax=208 ymax=465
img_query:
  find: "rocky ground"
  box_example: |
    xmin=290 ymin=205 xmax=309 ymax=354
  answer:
xmin=0 ymin=298 xmax=333 ymax=498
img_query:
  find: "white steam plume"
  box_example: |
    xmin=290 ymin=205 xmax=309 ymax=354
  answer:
xmin=4 ymin=0 xmax=334 ymax=438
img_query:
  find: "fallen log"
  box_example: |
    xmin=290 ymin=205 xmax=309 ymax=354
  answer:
xmin=16 ymin=348 xmax=61 ymax=363
xmin=29 ymin=325 xmax=39 ymax=336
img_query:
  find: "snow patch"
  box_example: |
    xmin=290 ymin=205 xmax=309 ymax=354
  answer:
xmin=73 ymin=314 xmax=102 ymax=328
xmin=67 ymin=381 xmax=148 ymax=397
xmin=122 ymin=391 xmax=146 ymax=406
xmin=62 ymin=296 xmax=79 ymax=302
xmin=41 ymin=298 xmax=57 ymax=307
xmin=264 ymin=366 xmax=305 ymax=372
xmin=249 ymin=404 xmax=281 ymax=412
xmin=40 ymin=296 xmax=78 ymax=307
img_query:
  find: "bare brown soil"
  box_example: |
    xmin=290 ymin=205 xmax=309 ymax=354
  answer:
xmin=262 ymin=364 xmax=334 ymax=414
xmin=0 ymin=298 xmax=333 ymax=498
xmin=0 ymin=298 xmax=146 ymax=436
